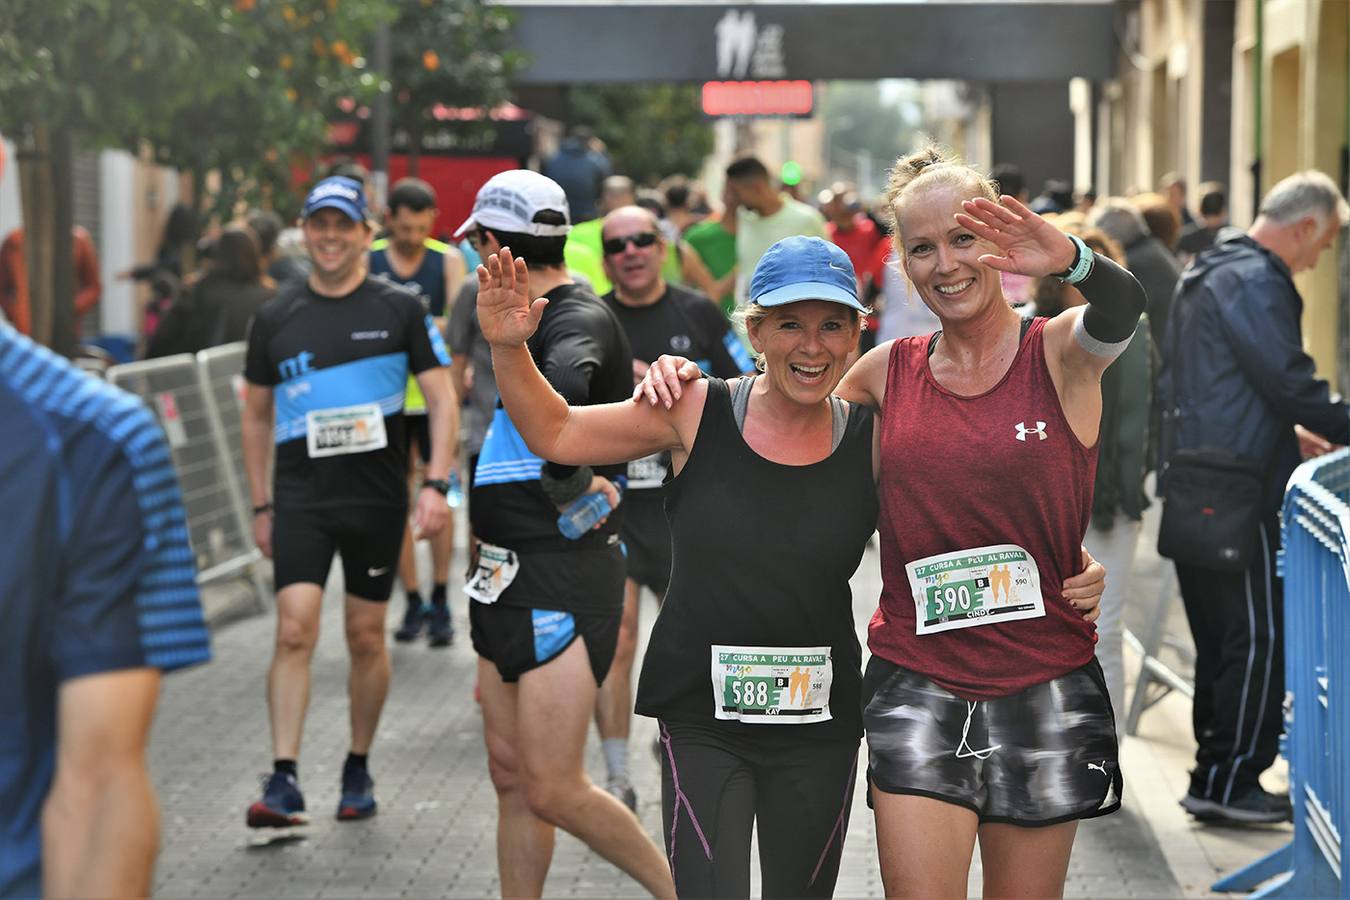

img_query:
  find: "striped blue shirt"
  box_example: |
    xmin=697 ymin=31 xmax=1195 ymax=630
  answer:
xmin=0 ymin=325 xmax=210 ymax=898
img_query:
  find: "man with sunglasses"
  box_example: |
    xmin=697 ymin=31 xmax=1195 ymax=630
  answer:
xmin=453 ymin=171 xmax=673 ymax=898
xmin=593 ymin=206 xmax=756 ymax=810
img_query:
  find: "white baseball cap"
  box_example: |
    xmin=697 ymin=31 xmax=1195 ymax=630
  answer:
xmin=453 ymin=170 xmax=572 ymax=239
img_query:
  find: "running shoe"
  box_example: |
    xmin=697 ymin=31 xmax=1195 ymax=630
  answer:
xmin=428 ymin=603 xmax=454 ymax=647
xmin=336 ymin=766 xmax=378 ymax=821
xmin=393 ymin=600 xmax=427 ymax=642
xmin=246 ymin=772 xmax=309 ymax=828
xmin=605 ymin=776 xmax=638 ymax=813
xmin=1180 ymin=786 xmax=1292 ymax=824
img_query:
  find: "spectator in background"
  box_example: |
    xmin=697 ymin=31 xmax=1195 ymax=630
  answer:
xmin=123 ymin=203 xmax=198 ymax=285
xmin=724 ymin=155 xmax=827 ymax=304
xmin=1176 ymin=182 xmax=1231 ymax=263
xmin=1075 ymin=186 xmax=1099 ymax=214
xmin=659 ymin=175 xmax=709 ymax=236
xmin=1133 ymin=192 xmax=1183 ymax=255
xmin=683 ymin=197 xmax=739 ymax=316
xmin=1159 ymin=170 xmax=1349 ymax=825
xmin=0 ymin=323 xmax=211 ymax=898
xmin=1159 ymin=171 xmax=1196 ymax=228
xmin=565 ymin=175 xmax=636 ymax=293
xmin=822 ymin=182 xmax=888 ymax=300
xmin=544 ymin=125 xmax=612 ymax=223
xmin=248 ymin=209 xmax=310 ymax=292
xmin=991 ymin=163 xmax=1029 ymax=204
xmin=0 ymin=226 xmax=102 ymax=338
xmin=1031 ymin=225 xmax=1151 ymax=730
xmin=991 ymin=164 xmax=1035 ymax=305
xmin=145 ymin=225 xmax=274 ymax=358
xmin=1089 ymin=197 xmax=1181 ymax=346
xmin=1029 ymin=178 xmax=1073 ymax=215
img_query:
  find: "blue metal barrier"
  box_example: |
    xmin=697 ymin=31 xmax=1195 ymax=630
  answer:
xmin=1213 ymin=450 xmax=1348 ymax=897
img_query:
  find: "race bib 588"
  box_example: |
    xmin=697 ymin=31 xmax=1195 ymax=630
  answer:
xmin=710 ymin=645 xmax=832 ymax=724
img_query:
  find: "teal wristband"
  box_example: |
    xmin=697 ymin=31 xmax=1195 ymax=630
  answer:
xmin=1054 ymin=234 xmax=1095 ymax=285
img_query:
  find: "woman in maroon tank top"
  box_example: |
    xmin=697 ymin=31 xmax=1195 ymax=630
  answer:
xmin=639 ymin=146 xmax=1145 ymax=897
xmin=835 ymin=148 xmax=1144 ymax=897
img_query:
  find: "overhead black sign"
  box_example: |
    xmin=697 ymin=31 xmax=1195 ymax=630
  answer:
xmin=501 ymin=2 xmax=1119 ymax=84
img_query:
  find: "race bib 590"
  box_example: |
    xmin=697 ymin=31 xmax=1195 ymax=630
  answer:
xmin=904 ymin=544 xmax=1045 ymax=635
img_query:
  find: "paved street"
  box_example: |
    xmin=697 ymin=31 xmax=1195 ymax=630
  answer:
xmin=148 ymin=519 xmax=1191 ymax=899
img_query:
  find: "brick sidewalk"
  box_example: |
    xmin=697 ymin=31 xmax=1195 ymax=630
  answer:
xmin=150 ymin=540 xmax=1181 ymax=898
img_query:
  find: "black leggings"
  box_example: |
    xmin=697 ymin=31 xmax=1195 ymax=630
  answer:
xmin=657 ymin=720 xmax=859 ymax=898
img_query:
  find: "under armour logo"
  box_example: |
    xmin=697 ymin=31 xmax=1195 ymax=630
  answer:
xmin=1087 ymin=760 xmax=1108 ymax=776
xmin=1015 ymin=421 xmax=1047 ymax=442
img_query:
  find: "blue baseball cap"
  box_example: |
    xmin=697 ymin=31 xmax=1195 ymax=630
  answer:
xmin=302 ymin=176 xmax=368 ymax=222
xmin=749 ymin=235 xmax=865 ymax=311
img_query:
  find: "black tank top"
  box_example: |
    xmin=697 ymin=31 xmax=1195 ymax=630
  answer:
xmin=634 ymin=377 xmax=878 ymax=739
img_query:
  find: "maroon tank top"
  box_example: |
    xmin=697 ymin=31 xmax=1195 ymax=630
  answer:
xmin=869 ymin=317 xmax=1099 ymax=700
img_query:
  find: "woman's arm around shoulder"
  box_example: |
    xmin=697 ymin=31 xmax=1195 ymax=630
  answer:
xmin=836 ymin=339 xmax=894 ymax=411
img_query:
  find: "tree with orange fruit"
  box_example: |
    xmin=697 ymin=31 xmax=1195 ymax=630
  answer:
xmin=0 ymin=0 xmax=384 ymax=353
xmin=385 ymin=0 xmax=523 ymax=175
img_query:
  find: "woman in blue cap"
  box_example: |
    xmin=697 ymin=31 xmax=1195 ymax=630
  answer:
xmin=476 ymin=233 xmax=1104 ymax=898
xmin=638 ymin=146 xmax=1145 ymax=899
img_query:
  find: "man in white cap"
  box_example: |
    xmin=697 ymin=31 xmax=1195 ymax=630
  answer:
xmin=456 ymin=170 xmax=674 ymax=898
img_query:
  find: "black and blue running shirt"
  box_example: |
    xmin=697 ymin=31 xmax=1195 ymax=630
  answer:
xmin=602 ymin=284 xmax=754 ymax=378
xmin=471 ymin=283 xmax=634 ymax=549
xmin=369 ymin=237 xmax=450 ymax=317
xmin=244 ymin=277 xmax=450 ymax=510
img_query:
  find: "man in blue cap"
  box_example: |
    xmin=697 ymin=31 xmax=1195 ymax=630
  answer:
xmin=240 ymin=176 xmax=457 ymax=827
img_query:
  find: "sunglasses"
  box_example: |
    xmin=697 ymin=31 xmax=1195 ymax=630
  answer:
xmin=602 ymin=232 xmax=659 ymax=256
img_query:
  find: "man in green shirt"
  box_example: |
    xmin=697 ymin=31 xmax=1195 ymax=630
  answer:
xmin=724 ymin=156 xmax=827 ymax=304
xmin=566 ymin=175 xmax=638 ymax=294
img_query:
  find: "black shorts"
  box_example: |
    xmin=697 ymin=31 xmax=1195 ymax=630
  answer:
xmin=862 ymin=658 xmax=1122 ymax=827
xmin=407 ymin=414 xmax=431 ymax=466
xmin=657 ymin=720 xmax=859 ymax=898
xmin=619 ymin=492 xmax=671 ymax=597
xmin=272 ymin=504 xmax=406 ymax=601
xmin=469 ymin=542 xmax=626 ymax=683
xmin=470 ymin=604 xmax=622 ymax=684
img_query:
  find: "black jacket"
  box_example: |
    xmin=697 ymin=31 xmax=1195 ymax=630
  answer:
xmin=1157 ymin=233 xmax=1350 ymax=513
xmin=146 ymin=275 xmax=273 ymax=358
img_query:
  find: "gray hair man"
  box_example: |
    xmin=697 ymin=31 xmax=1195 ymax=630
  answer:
xmin=1158 ymin=169 xmax=1350 ymax=826
xmin=1088 ymin=197 xmax=1181 ymax=345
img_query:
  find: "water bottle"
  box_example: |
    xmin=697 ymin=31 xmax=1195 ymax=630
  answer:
xmin=446 ymin=470 xmax=464 ymax=508
xmin=557 ymin=476 xmax=626 ymax=539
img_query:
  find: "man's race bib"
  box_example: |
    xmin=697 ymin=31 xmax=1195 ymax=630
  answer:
xmin=463 ymin=542 xmax=519 ymax=605
xmin=626 ymin=452 xmax=668 ymax=490
xmin=710 ymin=645 xmax=832 ymax=724
xmin=905 ymin=544 xmax=1045 ymax=635
xmin=306 ymin=403 xmax=388 ymax=458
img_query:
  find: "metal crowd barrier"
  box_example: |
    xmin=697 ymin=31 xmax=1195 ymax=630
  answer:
xmin=107 ymin=343 xmax=269 ymax=613
xmin=1123 ymin=568 xmax=1196 ymax=736
xmin=1214 ymin=449 xmax=1349 ymax=897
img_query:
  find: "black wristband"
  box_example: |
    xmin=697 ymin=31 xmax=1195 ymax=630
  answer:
xmin=539 ymin=463 xmax=594 ymax=508
xmin=422 ymin=478 xmax=450 ymax=496
xmin=252 ymin=503 xmax=273 ymax=516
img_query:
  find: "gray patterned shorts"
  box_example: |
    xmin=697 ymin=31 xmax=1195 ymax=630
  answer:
xmin=862 ymin=657 xmax=1122 ymax=826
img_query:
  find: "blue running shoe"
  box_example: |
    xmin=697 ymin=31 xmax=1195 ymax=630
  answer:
xmin=428 ymin=602 xmax=454 ymax=647
xmin=336 ymin=766 xmax=378 ymax=821
xmin=393 ymin=600 xmax=428 ymax=642
xmin=247 ymin=772 xmax=308 ymax=828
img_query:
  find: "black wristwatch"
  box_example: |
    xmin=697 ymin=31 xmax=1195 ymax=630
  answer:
xmin=252 ymin=502 xmax=273 ymax=516
xmin=422 ymin=478 xmax=451 ymax=496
